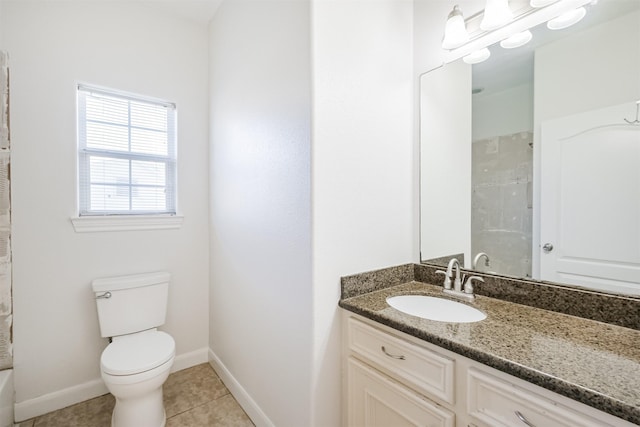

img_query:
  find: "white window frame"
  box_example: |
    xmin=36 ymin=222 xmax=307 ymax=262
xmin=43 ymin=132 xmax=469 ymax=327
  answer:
xmin=72 ymin=84 xmax=182 ymax=232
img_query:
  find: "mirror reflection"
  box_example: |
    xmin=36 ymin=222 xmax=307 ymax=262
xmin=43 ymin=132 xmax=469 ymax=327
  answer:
xmin=420 ymin=1 xmax=640 ymax=295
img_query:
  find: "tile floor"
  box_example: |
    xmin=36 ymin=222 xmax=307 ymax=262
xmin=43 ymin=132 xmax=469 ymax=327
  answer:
xmin=17 ymin=363 xmax=255 ymax=427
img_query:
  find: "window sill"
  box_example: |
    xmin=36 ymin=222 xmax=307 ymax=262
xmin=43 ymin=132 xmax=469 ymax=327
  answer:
xmin=71 ymin=215 xmax=184 ymax=233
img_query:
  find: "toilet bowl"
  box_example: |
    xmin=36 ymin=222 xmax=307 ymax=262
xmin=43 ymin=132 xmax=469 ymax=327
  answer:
xmin=92 ymin=272 xmax=175 ymax=427
xmin=100 ymin=330 xmax=175 ymax=427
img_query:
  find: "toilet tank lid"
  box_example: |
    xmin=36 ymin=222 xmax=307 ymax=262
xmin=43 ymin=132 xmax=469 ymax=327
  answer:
xmin=92 ymin=271 xmax=171 ymax=293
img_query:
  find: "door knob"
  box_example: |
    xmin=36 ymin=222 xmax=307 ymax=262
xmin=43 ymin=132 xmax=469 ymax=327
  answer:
xmin=542 ymin=243 xmax=554 ymax=253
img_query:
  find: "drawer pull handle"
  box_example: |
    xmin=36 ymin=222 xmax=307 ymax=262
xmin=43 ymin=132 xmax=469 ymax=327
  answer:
xmin=515 ymin=411 xmax=536 ymax=427
xmin=381 ymin=346 xmax=405 ymax=360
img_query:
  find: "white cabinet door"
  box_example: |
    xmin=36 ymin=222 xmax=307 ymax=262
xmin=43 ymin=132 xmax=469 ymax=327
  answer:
xmin=347 ymin=357 xmax=455 ymax=427
xmin=540 ymin=101 xmax=640 ymax=295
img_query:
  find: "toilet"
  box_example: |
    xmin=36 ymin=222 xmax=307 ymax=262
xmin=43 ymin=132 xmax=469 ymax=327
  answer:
xmin=92 ymin=272 xmax=175 ymax=427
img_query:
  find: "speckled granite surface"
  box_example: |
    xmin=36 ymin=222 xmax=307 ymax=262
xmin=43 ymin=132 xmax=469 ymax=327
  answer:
xmin=340 ymin=266 xmax=640 ymax=425
xmin=343 ymin=263 xmax=640 ymax=330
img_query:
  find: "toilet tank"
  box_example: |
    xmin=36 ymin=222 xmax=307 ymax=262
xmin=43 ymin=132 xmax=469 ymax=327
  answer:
xmin=92 ymin=272 xmax=170 ymax=338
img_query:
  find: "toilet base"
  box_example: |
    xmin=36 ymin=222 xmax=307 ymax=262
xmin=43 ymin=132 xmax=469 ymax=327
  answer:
xmin=102 ymin=357 xmax=173 ymax=427
xmin=111 ymin=386 xmax=166 ymax=427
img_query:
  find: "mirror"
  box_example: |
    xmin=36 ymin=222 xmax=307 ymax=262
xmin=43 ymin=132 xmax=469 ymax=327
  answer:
xmin=420 ymin=1 xmax=640 ymax=296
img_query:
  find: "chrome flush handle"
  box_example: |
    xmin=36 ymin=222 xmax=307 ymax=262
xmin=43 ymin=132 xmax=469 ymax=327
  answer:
xmin=381 ymin=346 xmax=405 ymax=360
xmin=95 ymin=291 xmax=112 ymax=299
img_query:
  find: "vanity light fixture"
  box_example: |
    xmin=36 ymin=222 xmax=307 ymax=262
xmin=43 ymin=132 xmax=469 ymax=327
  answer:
xmin=500 ymin=30 xmax=533 ymax=48
xmin=547 ymin=6 xmax=587 ymax=30
xmin=442 ymin=0 xmax=593 ymax=64
xmin=463 ymin=48 xmax=491 ymax=64
xmin=480 ymin=0 xmax=514 ymax=31
xmin=442 ymin=5 xmax=470 ymax=49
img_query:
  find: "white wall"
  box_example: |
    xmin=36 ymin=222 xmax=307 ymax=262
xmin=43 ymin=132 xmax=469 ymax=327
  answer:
xmin=419 ymin=62 xmax=472 ymax=263
xmin=2 ymin=1 xmax=210 ymax=420
xmin=473 ymin=82 xmax=533 ymax=140
xmin=208 ymin=1 xmax=415 ymax=426
xmin=208 ymin=1 xmax=313 ymax=426
xmin=311 ymin=1 xmax=414 ymax=425
xmin=534 ymin=10 xmax=640 ymax=124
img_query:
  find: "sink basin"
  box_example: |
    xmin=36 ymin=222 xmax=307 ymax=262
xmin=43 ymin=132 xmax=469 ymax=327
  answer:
xmin=386 ymin=295 xmax=486 ymax=323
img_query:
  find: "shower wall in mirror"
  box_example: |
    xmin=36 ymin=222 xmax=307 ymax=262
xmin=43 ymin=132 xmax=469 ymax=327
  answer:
xmin=472 ymin=131 xmax=533 ymax=278
xmin=420 ymin=1 xmax=640 ymax=295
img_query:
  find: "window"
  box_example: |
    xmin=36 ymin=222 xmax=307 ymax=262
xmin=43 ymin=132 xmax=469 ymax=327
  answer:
xmin=77 ymin=85 xmax=176 ymax=216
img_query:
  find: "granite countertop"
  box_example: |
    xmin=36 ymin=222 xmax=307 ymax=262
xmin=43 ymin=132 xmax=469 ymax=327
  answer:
xmin=339 ymin=280 xmax=640 ymax=425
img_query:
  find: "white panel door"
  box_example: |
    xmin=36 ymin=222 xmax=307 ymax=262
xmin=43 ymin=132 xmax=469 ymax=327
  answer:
xmin=540 ymin=101 xmax=640 ymax=295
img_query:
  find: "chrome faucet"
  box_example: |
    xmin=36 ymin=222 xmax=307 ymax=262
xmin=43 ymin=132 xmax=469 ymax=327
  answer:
xmin=472 ymin=252 xmax=490 ymax=270
xmin=435 ymin=258 xmax=460 ymax=290
xmin=447 ymin=258 xmax=462 ymax=292
xmin=436 ymin=258 xmax=484 ymax=301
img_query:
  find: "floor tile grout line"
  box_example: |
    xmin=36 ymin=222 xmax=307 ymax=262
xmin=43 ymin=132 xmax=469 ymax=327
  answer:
xmin=166 ymin=389 xmax=232 ymax=420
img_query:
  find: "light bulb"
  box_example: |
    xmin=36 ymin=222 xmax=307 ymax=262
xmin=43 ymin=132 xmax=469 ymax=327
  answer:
xmin=463 ymin=48 xmax=491 ymax=64
xmin=442 ymin=5 xmax=469 ymax=49
xmin=481 ymin=0 xmax=514 ymax=31
xmin=500 ymin=30 xmax=533 ymax=49
xmin=547 ymin=7 xmax=586 ymax=30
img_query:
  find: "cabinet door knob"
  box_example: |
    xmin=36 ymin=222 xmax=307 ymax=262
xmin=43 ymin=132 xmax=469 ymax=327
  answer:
xmin=381 ymin=346 xmax=405 ymax=360
xmin=515 ymin=410 xmax=536 ymax=427
xmin=542 ymin=243 xmax=554 ymax=253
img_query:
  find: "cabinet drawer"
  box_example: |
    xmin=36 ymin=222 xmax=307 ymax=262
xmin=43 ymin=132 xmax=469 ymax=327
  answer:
xmin=467 ymin=368 xmax=617 ymax=427
xmin=347 ymin=317 xmax=455 ymax=404
xmin=348 ymin=357 xmax=455 ymax=427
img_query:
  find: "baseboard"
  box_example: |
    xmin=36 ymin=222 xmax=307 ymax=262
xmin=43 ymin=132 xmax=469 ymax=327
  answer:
xmin=208 ymin=348 xmax=274 ymax=427
xmin=15 ymin=346 xmax=209 ymax=422
xmin=171 ymin=347 xmax=209 ymax=373
xmin=14 ymin=377 xmax=108 ymax=422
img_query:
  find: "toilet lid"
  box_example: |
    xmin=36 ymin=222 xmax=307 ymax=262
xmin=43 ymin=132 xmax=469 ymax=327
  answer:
xmin=101 ymin=331 xmax=175 ymax=376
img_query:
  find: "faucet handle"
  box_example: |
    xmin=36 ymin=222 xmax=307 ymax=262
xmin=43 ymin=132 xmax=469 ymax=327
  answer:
xmin=463 ymin=275 xmax=484 ymax=294
xmin=435 ymin=270 xmax=452 ymax=290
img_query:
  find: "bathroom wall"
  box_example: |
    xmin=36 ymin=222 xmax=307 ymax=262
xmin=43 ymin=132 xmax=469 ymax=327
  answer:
xmin=471 ymin=132 xmax=533 ymax=277
xmin=420 ymin=61 xmax=472 ymax=263
xmin=1 ymin=1 xmax=210 ymax=420
xmin=311 ymin=1 xmax=414 ymax=425
xmin=473 ymin=82 xmax=533 ymax=141
xmin=534 ymin=10 xmax=640 ymax=124
xmin=208 ymin=0 xmax=415 ymax=425
xmin=208 ymin=1 xmax=313 ymax=426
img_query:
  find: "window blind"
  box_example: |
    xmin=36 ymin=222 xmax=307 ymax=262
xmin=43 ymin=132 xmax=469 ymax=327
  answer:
xmin=77 ymin=85 xmax=177 ymax=216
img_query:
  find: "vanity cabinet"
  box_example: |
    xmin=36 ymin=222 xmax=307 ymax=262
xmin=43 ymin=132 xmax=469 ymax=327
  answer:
xmin=343 ymin=312 xmax=635 ymax=427
xmin=345 ymin=315 xmax=457 ymax=427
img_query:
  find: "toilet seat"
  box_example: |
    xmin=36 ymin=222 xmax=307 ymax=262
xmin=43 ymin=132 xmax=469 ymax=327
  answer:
xmin=102 ymin=330 xmax=175 ymax=376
